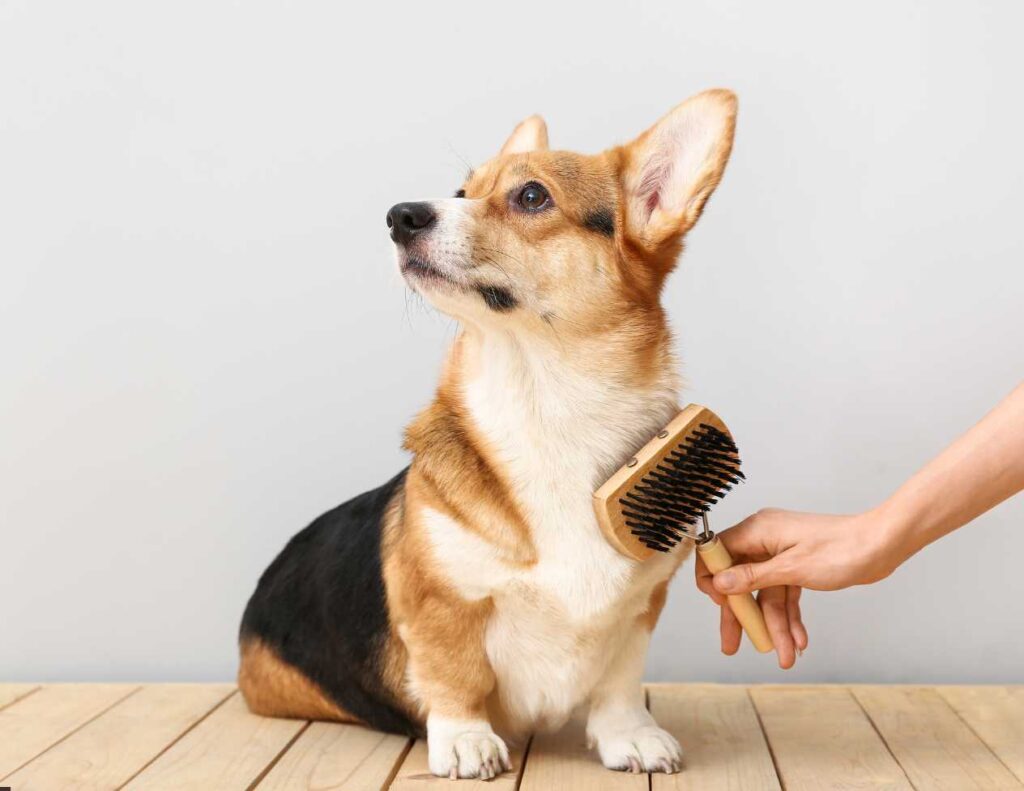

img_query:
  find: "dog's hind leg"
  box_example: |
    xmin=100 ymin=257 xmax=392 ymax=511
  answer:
xmin=238 ymin=637 xmax=360 ymax=723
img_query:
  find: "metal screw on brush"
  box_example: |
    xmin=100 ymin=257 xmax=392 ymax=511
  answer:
xmin=700 ymin=512 xmax=713 ymax=544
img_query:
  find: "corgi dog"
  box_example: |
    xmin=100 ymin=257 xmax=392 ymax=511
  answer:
xmin=239 ymin=89 xmax=737 ymax=779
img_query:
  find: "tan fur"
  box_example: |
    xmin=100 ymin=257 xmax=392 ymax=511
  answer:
xmin=402 ymin=348 xmax=537 ymax=566
xmin=639 ymin=580 xmax=670 ymax=631
xmin=241 ymin=90 xmax=738 ymax=778
xmin=239 ymin=638 xmax=359 ymax=722
xmin=387 ymin=91 xmax=736 ymax=736
xmin=382 ymin=375 xmax=539 ymax=723
xmin=240 ymin=484 xmax=415 ymax=726
xmin=461 ymin=150 xmax=668 ymax=327
xmin=499 ymin=114 xmax=549 ymax=156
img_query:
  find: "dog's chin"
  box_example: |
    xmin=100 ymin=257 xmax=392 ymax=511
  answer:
xmin=400 ymin=256 xmax=463 ymax=292
xmin=398 ymin=253 xmax=520 ymax=316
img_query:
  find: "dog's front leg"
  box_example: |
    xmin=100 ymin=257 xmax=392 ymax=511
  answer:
xmin=585 ymin=620 xmax=682 ymax=774
xmin=403 ymin=594 xmax=511 ymax=780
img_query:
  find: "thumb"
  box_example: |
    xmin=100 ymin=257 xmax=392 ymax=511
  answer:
xmin=713 ymin=557 xmax=790 ymax=594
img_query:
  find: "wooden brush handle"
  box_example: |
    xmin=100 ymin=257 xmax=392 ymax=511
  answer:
xmin=697 ymin=535 xmax=774 ymax=653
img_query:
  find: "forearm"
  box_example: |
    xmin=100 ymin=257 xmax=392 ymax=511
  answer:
xmin=877 ymin=381 xmax=1024 ymax=565
xmin=704 ymin=381 xmax=1024 ymax=599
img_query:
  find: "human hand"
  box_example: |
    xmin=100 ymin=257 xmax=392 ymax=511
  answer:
xmin=695 ymin=508 xmax=903 ymax=668
xmin=695 ymin=556 xmax=807 ymax=669
xmin=695 ymin=382 xmax=1024 ymax=668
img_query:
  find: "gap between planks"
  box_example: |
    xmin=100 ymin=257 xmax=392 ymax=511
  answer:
xmin=0 ymin=684 xmax=141 ymax=781
xmin=2 ymin=684 xmax=1021 ymax=791
xmin=0 ymin=685 xmax=235 ymax=791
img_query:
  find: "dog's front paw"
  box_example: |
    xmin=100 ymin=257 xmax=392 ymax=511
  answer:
xmin=427 ymin=716 xmax=512 ymax=780
xmin=593 ymin=724 xmax=682 ymax=774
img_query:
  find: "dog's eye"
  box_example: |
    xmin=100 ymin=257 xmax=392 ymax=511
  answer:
xmin=516 ymin=182 xmax=550 ymax=212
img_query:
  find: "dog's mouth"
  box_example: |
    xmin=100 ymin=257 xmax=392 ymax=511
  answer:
xmin=401 ymin=256 xmax=452 ymax=284
xmin=399 ymin=254 xmax=471 ymax=297
xmin=400 ymin=253 xmax=519 ymax=313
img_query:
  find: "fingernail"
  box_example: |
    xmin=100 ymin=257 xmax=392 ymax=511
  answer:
xmin=717 ymin=571 xmax=736 ymax=590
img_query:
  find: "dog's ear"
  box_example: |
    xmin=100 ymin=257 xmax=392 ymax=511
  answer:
xmin=619 ymin=90 xmax=737 ymax=251
xmin=499 ymin=115 xmax=549 ymax=156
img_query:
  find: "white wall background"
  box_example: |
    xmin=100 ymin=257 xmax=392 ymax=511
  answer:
xmin=2 ymin=0 xmax=1022 ymax=684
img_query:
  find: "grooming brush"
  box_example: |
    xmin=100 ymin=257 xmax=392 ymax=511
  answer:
xmin=593 ymin=404 xmax=773 ymax=653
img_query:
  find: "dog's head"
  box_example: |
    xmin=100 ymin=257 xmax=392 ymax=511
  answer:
xmin=388 ymin=89 xmax=736 ymax=334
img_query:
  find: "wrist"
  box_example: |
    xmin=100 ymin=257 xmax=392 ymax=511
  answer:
xmin=862 ymin=501 xmax=917 ymax=579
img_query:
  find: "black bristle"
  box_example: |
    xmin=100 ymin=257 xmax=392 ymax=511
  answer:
xmin=619 ymin=424 xmax=744 ymax=553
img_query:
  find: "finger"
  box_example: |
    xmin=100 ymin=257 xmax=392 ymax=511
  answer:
xmin=757 ymin=587 xmax=796 ymax=669
xmin=699 ymin=579 xmax=727 ymax=607
xmin=720 ymin=604 xmax=742 ymax=656
xmin=713 ymin=554 xmax=793 ymax=595
xmin=787 ymin=586 xmax=808 ymax=652
xmin=695 ymin=555 xmax=726 ymax=605
xmin=717 ymin=510 xmax=788 ymax=559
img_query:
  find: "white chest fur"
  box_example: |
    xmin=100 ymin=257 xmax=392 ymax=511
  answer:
xmin=423 ymin=332 xmax=683 ymax=732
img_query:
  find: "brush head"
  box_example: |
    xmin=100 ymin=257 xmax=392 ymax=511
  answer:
xmin=593 ymin=405 xmax=744 ymax=561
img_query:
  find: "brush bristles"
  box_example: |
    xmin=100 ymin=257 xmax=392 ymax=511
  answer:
xmin=619 ymin=423 xmax=744 ymax=552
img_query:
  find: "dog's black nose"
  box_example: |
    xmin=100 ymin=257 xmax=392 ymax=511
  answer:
xmin=386 ymin=202 xmax=436 ymax=245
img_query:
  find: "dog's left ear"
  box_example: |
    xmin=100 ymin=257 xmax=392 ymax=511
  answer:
xmin=499 ymin=115 xmax=549 ymax=156
xmin=620 ymin=89 xmax=737 ymax=251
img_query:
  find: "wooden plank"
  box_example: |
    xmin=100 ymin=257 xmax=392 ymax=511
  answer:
xmin=750 ymin=686 xmax=913 ymax=791
xmin=0 ymin=683 xmax=39 ymax=710
xmin=4 ymin=684 xmax=234 ymax=791
xmin=939 ymin=686 xmax=1024 ymax=785
xmin=648 ymin=684 xmax=780 ymax=790
xmin=123 ymin=692 xmax=306 ymax=791
xmin=389 ymin=738 xmax=524 ymax=791
xmin=257 ymin=721 xmax=410 ymax=790
xmin=853 ymin=686 xmax=1021 ymax=790
xmin=0 ymin=684 xmax=137 ymax=780
xmin=519 ymin=714 xmax=647 ymax=791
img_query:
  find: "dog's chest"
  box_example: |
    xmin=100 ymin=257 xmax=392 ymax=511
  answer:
xmin=423 ymin=455 xmax=655 ymax=617
xmin=477 ymin=479 xmax=665 ymax=732
xmin=420 ymin=466 xmax=657 ymax=730
xmin=454 ymin=364 xmax=680 ymax=730
xmin=459 ymin=360 xmax=674 ymax=618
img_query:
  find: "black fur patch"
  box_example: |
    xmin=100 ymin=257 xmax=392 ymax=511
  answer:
xmin=477 ymin=285 xmax=518 ymax=312
xmin=239 ymin=469 xmax=419 ymax=736
xmin=583 ymin=208 xmax=615 ymax=237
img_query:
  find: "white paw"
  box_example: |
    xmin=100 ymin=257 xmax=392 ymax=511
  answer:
xmin=593 ymin=724 xmax=683 ymax=774
xmin=427 ymin=715 xmax=512 ymax=780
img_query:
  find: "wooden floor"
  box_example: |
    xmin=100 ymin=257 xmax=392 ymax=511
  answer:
xmin=1 ymin=684 xmax=1021 ymax=790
